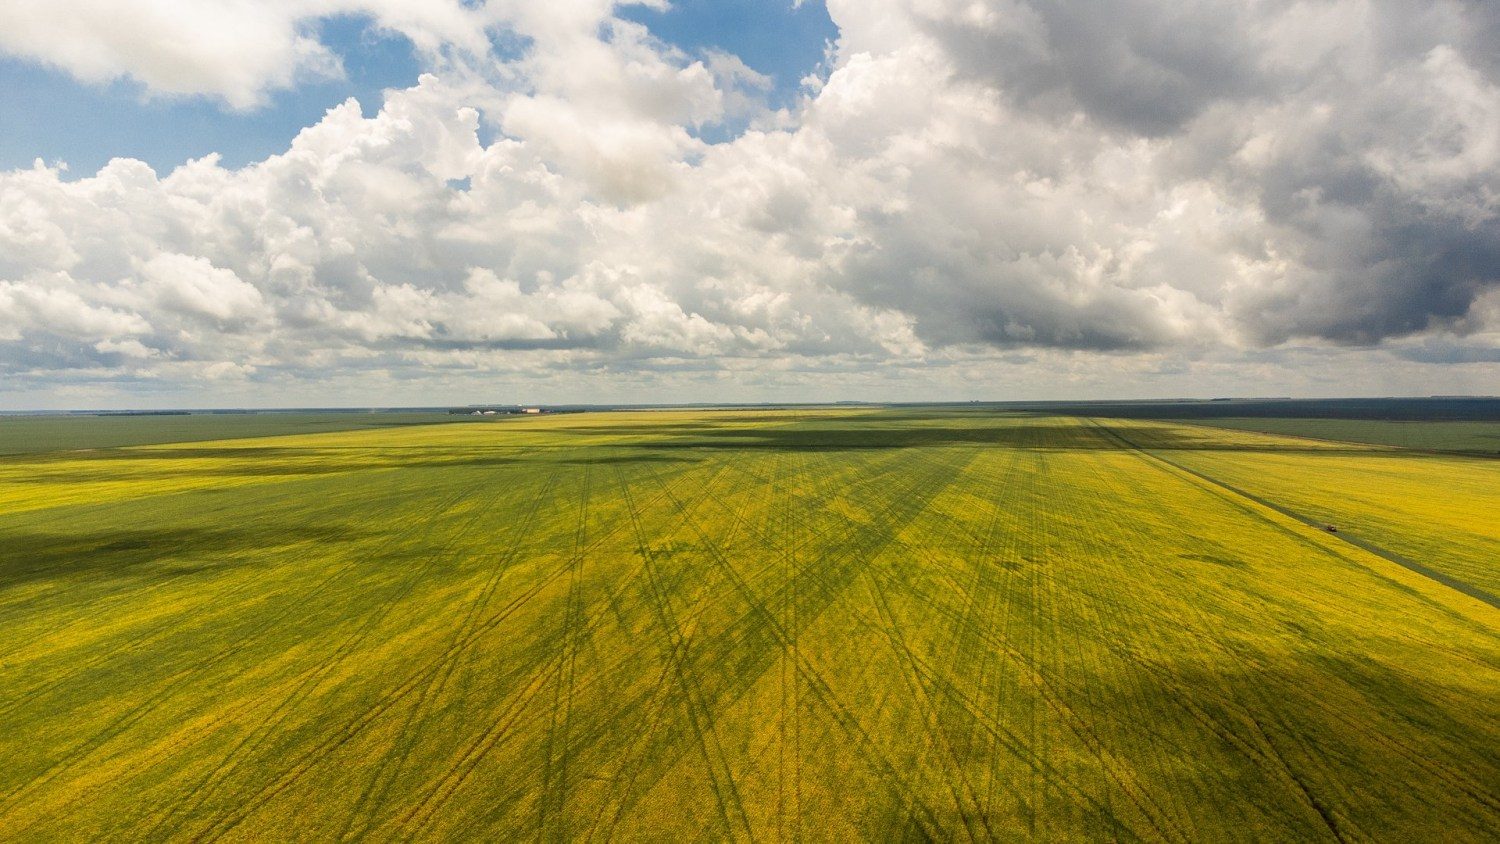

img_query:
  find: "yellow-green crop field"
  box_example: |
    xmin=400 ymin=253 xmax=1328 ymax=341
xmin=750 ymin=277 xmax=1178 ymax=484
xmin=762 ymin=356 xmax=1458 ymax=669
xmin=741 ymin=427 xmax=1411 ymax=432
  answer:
xmin=1 ymin=410 xmax=1496 ymax=841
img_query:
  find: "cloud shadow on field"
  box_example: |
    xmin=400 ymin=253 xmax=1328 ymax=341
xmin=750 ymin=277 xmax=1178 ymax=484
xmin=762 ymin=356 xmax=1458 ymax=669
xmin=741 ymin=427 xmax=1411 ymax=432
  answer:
xmin=7 ymin=446 xmax=534 ymax=480
xmin=3 ymin=443 xmax=709 ymax=490
xmin=893 ymin=644 xmax=1499 ymax=840
xmin=0 ymin=524 xmax=362 ymax=592
xmin=555 ymin=454 xmax=700 ymax=465
xmin=619 ymin=423 xmax=1394 ymax=455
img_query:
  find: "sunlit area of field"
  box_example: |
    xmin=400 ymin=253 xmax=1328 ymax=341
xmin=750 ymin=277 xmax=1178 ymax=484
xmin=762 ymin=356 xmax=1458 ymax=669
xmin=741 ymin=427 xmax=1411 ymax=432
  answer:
xmin=1 ymin=410 xmax=1496 ymax=841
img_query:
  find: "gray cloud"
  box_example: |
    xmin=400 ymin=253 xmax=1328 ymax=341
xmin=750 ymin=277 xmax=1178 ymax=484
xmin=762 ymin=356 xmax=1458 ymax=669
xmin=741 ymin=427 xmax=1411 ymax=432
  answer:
xmin=825 ymin=0 xmax=1500 ymax=351
xmin=922 ymin=0 xmax=1266 ymax=136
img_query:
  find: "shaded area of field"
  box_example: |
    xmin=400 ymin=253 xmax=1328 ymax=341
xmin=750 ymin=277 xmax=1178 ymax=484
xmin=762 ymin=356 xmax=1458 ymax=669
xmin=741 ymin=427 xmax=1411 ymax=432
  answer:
xmin=982 ymin=396 xmax=1500 ymax=422
xmin=0 ymin=411 xmax=471 ymax=456
xmin=1186 ymin=417 xmax=1500 ymax=455
xmin=0 ymin=410 xmax=1496 ymax=841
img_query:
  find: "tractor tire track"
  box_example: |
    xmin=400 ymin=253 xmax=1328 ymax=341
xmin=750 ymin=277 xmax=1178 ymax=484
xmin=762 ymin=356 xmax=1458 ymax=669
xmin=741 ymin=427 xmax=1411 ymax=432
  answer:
xmin=332 ymin=469 xmax=566 ymax=841
xmin=189 ymin=471 xmax=698 ymax=842
xmin=145 ymin=474 xmax=521 ymax=837
xmin=0 ymin=476 xmax=492 ymax=826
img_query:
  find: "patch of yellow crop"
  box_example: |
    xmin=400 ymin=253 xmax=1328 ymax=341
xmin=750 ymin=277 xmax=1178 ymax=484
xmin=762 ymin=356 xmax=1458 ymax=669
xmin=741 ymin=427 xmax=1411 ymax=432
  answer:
xmin=1128 ymin=419 xmax=1500 ymax=596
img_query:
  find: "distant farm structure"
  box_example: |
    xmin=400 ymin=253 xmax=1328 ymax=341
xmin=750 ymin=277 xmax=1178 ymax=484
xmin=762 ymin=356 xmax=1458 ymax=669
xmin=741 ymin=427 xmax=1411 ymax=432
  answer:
xmin=447 ymin=405 xmax=563 ymax=417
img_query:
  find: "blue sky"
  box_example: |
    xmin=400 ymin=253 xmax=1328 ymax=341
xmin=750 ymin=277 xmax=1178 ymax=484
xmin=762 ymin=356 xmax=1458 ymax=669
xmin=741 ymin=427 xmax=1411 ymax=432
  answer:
xmin=0 ymin=16 xmax=419 ymax=175
xmin=619 ymin=0 xmax=836 ymax=101
xmin=0 ymin=2 xmax=835 ymax=177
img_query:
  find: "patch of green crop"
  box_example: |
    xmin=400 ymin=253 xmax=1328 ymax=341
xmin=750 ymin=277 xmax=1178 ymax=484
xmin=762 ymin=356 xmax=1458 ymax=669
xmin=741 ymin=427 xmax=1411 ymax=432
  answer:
xmin=0 ymin=411 xmax=1495 ymax=840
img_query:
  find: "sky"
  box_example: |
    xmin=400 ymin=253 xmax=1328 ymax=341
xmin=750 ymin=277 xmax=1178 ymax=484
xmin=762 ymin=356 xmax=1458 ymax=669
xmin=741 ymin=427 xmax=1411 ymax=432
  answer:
xmin=0 ymin=0 xmax=1496 ymax=409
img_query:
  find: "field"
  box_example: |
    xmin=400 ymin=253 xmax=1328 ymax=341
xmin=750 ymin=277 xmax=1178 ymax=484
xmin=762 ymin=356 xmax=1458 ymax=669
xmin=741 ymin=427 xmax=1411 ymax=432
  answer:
xmin=0 ymin=411 xmax=462 ymax=456
xmin=1184 ymin=417 xmax=1500 ymax=456
xmin=1 ymin=410 xmax=1496 ymax=841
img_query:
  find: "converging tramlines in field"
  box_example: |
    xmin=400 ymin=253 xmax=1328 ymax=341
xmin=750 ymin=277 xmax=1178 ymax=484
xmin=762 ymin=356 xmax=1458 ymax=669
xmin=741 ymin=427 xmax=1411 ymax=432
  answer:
xmin=0 ymin=410 xmax=1496 ymax=840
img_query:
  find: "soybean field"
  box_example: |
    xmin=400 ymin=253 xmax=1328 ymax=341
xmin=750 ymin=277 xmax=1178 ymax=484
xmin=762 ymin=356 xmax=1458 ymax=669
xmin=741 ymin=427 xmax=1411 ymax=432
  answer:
xmin=1 ymin=410 xmax=1496 ymax=841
